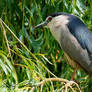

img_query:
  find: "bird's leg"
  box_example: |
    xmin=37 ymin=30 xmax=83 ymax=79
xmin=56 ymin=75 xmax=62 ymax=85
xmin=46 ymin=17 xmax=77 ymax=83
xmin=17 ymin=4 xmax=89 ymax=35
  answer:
xmin=71 ymin=65 xmax=78 ymax=80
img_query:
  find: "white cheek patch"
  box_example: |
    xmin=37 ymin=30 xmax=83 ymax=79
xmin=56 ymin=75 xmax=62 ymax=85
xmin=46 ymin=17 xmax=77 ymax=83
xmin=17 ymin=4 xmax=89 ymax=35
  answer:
xmin=47 ymin=15 xmax=70 ymax=44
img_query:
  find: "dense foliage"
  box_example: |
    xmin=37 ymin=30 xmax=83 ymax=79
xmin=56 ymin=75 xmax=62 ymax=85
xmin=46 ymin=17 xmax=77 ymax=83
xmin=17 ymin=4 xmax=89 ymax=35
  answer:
xmin=0 ymin=0 xmax=92 ymax=92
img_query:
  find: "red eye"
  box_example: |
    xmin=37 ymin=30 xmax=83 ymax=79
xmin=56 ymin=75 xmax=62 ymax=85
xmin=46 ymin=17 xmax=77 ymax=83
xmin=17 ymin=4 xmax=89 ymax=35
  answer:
xmin=48 ymin=16 xmax=52 ymax=21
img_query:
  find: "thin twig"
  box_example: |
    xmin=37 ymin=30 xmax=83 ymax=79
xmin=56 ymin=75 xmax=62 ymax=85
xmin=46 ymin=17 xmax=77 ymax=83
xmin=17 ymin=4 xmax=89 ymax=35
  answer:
xmin=65 ymin=81 xmax=81 ymax=92
xmin=31 ymin=87 xmax=35 ymax=92
xmin=41 ymin=84 xmax=43 ymax=92
xmin=65 ymin=81 xmax=74 ymax=92
xmin=69 ymin=86 xmax=75 ymax=92
xmin=0 ymin=19 xmax=11 ymax=56
xmin=36 ymin=78 xmax=69 ymax=86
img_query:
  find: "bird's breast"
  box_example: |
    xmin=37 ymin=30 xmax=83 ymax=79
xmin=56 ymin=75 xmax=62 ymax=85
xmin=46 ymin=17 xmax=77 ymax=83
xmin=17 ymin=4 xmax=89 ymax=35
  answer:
xmin=64 ymin=52 xmax=79 ymax=68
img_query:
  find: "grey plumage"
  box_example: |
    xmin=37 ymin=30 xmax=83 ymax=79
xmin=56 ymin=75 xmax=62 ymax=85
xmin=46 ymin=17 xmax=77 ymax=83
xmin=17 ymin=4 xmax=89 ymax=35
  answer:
xmin=34 ymin=12 xmax=92 ymax=77
xmin=67 ymin=14 xmax=92 ymax=55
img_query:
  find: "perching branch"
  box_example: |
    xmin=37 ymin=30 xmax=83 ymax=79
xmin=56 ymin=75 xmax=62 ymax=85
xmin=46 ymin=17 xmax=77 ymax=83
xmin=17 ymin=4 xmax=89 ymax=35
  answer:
xmin=31 ymin=78 xmax=81 ymax=92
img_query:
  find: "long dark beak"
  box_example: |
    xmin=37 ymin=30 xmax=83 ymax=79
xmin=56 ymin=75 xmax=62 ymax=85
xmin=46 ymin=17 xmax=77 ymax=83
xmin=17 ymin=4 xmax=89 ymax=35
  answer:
xmin=34 ymin=21 xmax=48 ymax=30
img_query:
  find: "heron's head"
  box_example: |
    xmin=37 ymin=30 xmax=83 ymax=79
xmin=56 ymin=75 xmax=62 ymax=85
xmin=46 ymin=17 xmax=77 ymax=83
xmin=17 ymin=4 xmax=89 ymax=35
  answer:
xmin=34 ymin=12 xmax=70 ymax=44
xmin=34 ymin=12 xmax=69 ymax=30
xmin=34 ymin=16 xmax=53 ymax=29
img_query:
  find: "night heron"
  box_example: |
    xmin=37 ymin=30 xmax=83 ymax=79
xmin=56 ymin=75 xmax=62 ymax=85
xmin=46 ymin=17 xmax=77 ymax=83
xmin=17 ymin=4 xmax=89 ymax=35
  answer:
xmin=34 ymin=12 xmax=92 ymax=79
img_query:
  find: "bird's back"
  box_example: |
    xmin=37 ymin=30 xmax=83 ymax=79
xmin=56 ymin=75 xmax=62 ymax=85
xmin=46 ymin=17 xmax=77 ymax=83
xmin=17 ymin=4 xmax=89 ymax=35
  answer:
xmin=67 ymin=14 xmax=92 ymax=55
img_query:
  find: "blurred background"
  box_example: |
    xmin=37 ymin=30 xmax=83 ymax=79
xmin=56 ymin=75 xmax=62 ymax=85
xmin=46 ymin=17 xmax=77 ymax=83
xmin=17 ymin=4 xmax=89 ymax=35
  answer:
xmin=0 ymin=0 xmax=92 ymax=91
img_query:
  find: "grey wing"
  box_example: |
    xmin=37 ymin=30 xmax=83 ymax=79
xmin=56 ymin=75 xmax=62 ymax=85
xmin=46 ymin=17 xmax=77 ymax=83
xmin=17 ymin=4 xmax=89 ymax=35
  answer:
xmin=67 ymin=15 xmax=92 ymax=55
xmin=61 ymin=31 xmax=92 ymax=76
xmin=65 ymin=15 xmax=92 ymax=76
xmin=85 ymin=34 xmax=92 ymax=55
